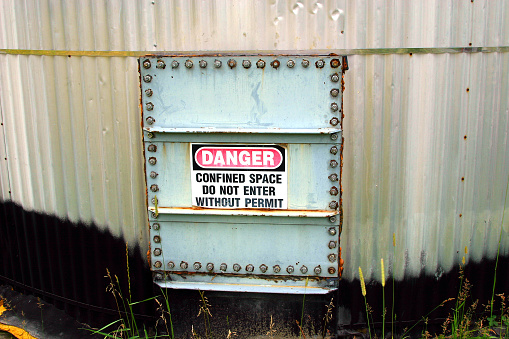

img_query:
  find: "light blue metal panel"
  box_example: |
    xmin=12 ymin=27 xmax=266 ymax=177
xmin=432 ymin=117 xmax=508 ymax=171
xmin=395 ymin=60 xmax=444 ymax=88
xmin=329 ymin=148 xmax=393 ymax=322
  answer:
xmin=150 ymin=221 xmax=339 ymax=278
xmin=139 ymin=56 xmax=343 ymax=130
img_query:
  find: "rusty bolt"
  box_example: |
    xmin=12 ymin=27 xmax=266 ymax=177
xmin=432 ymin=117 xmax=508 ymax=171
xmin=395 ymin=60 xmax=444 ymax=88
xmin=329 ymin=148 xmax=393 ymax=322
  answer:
xmin=148 ymin=157 xmax=157 ymax=165
xmin=220 ymin=263 xmax=227 ymax=271
xmin=328 ymin=173 xmax=338 ymax=182
xmin=156 ymin=59 xmax=166 ymax=69
xmin=145 ymin=88 xmax=153 ymax=97
xmin=168 ymin=261 xmax=175 ymax=269
xmin=146 ymin=102 xmax=154 ymax=111
xmin=146 ymin=116 xmax=155 ymax=125
xmin=246 ymin=264 xmax=254 ymax=272
xmin=330 ymin=117 xmax=339 ymax=126
xmin=331 ymin=73 xmax=340 ymax=82
xmin=152 ymin=223 xmax=160 ymax=230
xmin=271 ymin=60 xmax=280 ymax=69
xmin=143 ymin=59 xmax=151 ymax=69
xmin=171 ymin=60 xmax=179 ymax=68
xmin=287 ymin=60 xmax=295 ymax=68
xmin=328 ymin=254 xmax=337 ymax=263
xmin=150 ymin=171 xmax=158 ymax=179
xmin=329 ymin=201 xmax=338 ymax=209
xmin=206 ymin=263 xmax=214 ymax=271
xmin=153 ymin=235 xmax=161 ymax=243
xmin=330 ymin=146 xmax=338 ymax=154
xmin=314 ymin=266 xmax=322 ymax=274
xmin=300 ymin=266 xmax=308 ymax=274
xmin=273 ymin=265 xmax=281 ymax=273
xmin=330 ymin=133 xmax=338 ymax=141
xmin=143 ymin=74 xmax=152 ymax=83
xmin=316 ymin=59 xmax=325 ymax=68
xmin=286 ymin=265 xmax=294 ymax=274
xmin=242 ymin=60 xmax=251 ymax=68
xmin=199 ymin=60 xmax=207 ymax=68
xmin=151 ymin=197 xmax=156 ymax=204
xmin=228 ymin=59 xmax=237 ymax=68
xmin=256 ymin=59 xmax=266 ymax=68
xmin=301 ymin=59 xmax=310 ymax=67
xmin=328 ymin=241 xmax=337 ymax=249
xmin=180 ymin=261 xmax=188 ymax=269
xmin=259 ymin=264 xmax=268 ymax=273
xmin=330 ymin=59 xmax=341 ymax=68
xmin=154 ymin=272 xmax=164 ymax=281
xmin=330 ymin=159 xmax=338 ymax=168
xmin=233 ymin=263 xmax=241 ymax=272
xmin=153 ymin=248 xmax=162 ymax=256
xmin=151 ymin=211 xmax=158 ymax=219
xmin=331 ymin=102 xmax=339 ymax=111
xmin=330 ymin=186 xmax=339 ymax=196
xmin=154 ymin=261 xmax=162 ymax=268
xmin=150 ymin=184 xmax=159 ymax=192
xmin=185 ymin=59 xmax=193 ymax=68
xmin=329 ymin=216 xmax=337 ymax=223
xmin=214 ymin=59 xmax=222 ymax=68
xmin=330 ymin=88 xmax=339 ymax=97
xmin=193 ymin=262 xmax=202 ymax=270
xmin=147 ymin=132 xmax=154 ymax=139
xmin=148 ymin=144 xmax=157 ymax=152
xmin=328 ymin=267 xmax=336 ymax=274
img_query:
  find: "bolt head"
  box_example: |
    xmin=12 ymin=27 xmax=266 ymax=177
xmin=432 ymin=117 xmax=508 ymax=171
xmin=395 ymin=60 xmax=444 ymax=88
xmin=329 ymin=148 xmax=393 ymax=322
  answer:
xmin=214 ymin=59 xmax=222 ymax=68
xmin=329 ymin=216 xmax=337 ymax=223
xmin=168 ymin=261 xmax=175 ymax=269
xmin=328 ymin=267 xmax=336 ymax=274
xmin=328 ymin=254 xmax=337 ymax=263
xmin=330 ymin=187 xmax=339 ymax=195
xmin=193 ymin=262 xmax=202 ymax=270
xmin=259 ymin=264 xmax=268 ymax=273
xmin=151 ymin=211 xmax=158 ymax=219
xmin=148 ymin=144 xmax=157 ymax=152
xmin=228 ymin=59 xmax=237 ymax=68
xmin=256 ymin=59 xmax=266 ymax=68
xmin=328 ymin=173 xmax=338 ymax=182
xmin=286 ymin=265 xmax=294 ymax=274
xmin=316 ymin=59 xmax=325 ymax=68
xmin=330 ymin=160 xmax=338 ymax=168
xmin=329 ymin=201 xmax=338 ymax=209
xmin=242 ymin=60 xmax=251 ymax=68
xmin=150 ymin=184 xmax=159 ymax=192
xmin=220 ymin=263 xmax=227 ymax=271
xmin=328 ymin=241 xmax=337 ymax=249
xmin=206 ymin=263 xmax=214 ymax=271
xmin=199 ymin=60 xmax=207 ymax=68
xmin=331 ymin=102 xmax=339 ymax=111
xmin=150 ymin=171 xmax=158 ymax=179
xmin=143 ymin=59 xmax=151 ymax=69
xmin=287 ymin=60 xmax=295 ymax=68
xmin=330 ymin=88 xmax=339 ymax=97
xmin=145 ymin=88 xmax=153 ymax=97
xmin=331 ymin=59 xmax=341 ymax=68
xmin=330 ymin=117 xmax=339 ymax=126
xmin=171 ymin=60 xmax=179 ymax=68
xmin=180 ymin=261 xmax=188 ymax=269
xmin=148 ymin=157 xmax=157 ymax=165
xmin=330 ymin=133 xmax=338 ymax=140
xmin=156 ymin=60 xmax=166 ymax=69
xmin=146 ymin=102 xmax=154 ymax=111
xmin=152 ymin=223 xmax=160 ymax=230
xmin=301 ymin=59 xmax=310 ymax=68
xmin=271 ymin=60 xmax=280 ymax=69
xmin=146 ymin=116 xmax=155 ymax=125
xmin=154 ymin=261 xmax=162 ymax=268
xmin=147 ymin=132 xmax=154 ymax=139
xmin=246 ymin=264 xmax=254 ymax=272
xmin=330 ymin=146 xmax=338 ymax=154
xmin=153 ymin=235 xmax=161 ymax=243
xmin=331 ymin=73 xmax=340 ymax=82
xmin=143 ymin=74 xmax=152 ymax=83
xmin=314 ymin=266 xmax=322 ymax=274
xmin=233 ymin=263 xmax=241 ymax=272
xmin=273 ymin=265 xmax=281 ymax=273
xmin=185 ymin=60 xmax=193 ymax=68
xmin=154 ymin=248 xmax=162 ymax=256
xmin=300 ymin=266 xmax=308 ymax=274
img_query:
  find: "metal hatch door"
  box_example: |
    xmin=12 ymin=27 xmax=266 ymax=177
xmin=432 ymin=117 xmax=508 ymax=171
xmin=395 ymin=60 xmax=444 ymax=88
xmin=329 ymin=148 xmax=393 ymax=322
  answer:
xmin=139 ymin=55 xmax=344 ymax=294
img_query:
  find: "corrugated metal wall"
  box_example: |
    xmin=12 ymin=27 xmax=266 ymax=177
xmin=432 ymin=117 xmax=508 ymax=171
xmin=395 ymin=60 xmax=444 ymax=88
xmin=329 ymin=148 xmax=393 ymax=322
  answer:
xmin=1 ymin=0 xmax=508 ymax=285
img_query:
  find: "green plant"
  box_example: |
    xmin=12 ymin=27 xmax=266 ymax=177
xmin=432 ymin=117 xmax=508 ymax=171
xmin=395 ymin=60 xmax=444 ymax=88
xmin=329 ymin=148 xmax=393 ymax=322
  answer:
xmin=197 ymin=290 xmax=212 ymax=338
xmin=359 ymin=266 xmax=372 ymax=339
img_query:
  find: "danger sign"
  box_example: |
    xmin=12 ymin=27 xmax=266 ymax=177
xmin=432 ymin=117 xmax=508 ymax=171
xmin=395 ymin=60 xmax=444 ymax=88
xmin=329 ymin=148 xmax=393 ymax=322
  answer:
xmin=191 ymin=144 xmax=287 ymax=209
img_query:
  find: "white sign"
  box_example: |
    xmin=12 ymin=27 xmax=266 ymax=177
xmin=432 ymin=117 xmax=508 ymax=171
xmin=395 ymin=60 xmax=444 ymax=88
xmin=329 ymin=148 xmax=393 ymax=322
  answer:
xmin=191 ymin=144 xmax=287 ymax=209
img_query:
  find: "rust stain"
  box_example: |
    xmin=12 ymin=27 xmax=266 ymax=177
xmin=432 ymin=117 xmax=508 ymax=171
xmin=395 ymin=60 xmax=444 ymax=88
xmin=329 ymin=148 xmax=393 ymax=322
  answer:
xmin=167 ymin=271 xmax=324 ymax=283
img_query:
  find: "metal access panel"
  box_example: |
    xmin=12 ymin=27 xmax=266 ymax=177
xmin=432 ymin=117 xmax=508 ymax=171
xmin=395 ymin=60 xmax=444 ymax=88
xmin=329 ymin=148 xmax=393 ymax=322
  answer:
xmin=140 ymin=54 xmax=344 ymax=294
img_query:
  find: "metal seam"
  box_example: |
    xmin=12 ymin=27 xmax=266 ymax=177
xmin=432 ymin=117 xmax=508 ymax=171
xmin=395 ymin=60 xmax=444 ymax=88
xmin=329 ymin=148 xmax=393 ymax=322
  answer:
xmin=0 ymin=47 xmax=509 ymax=57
